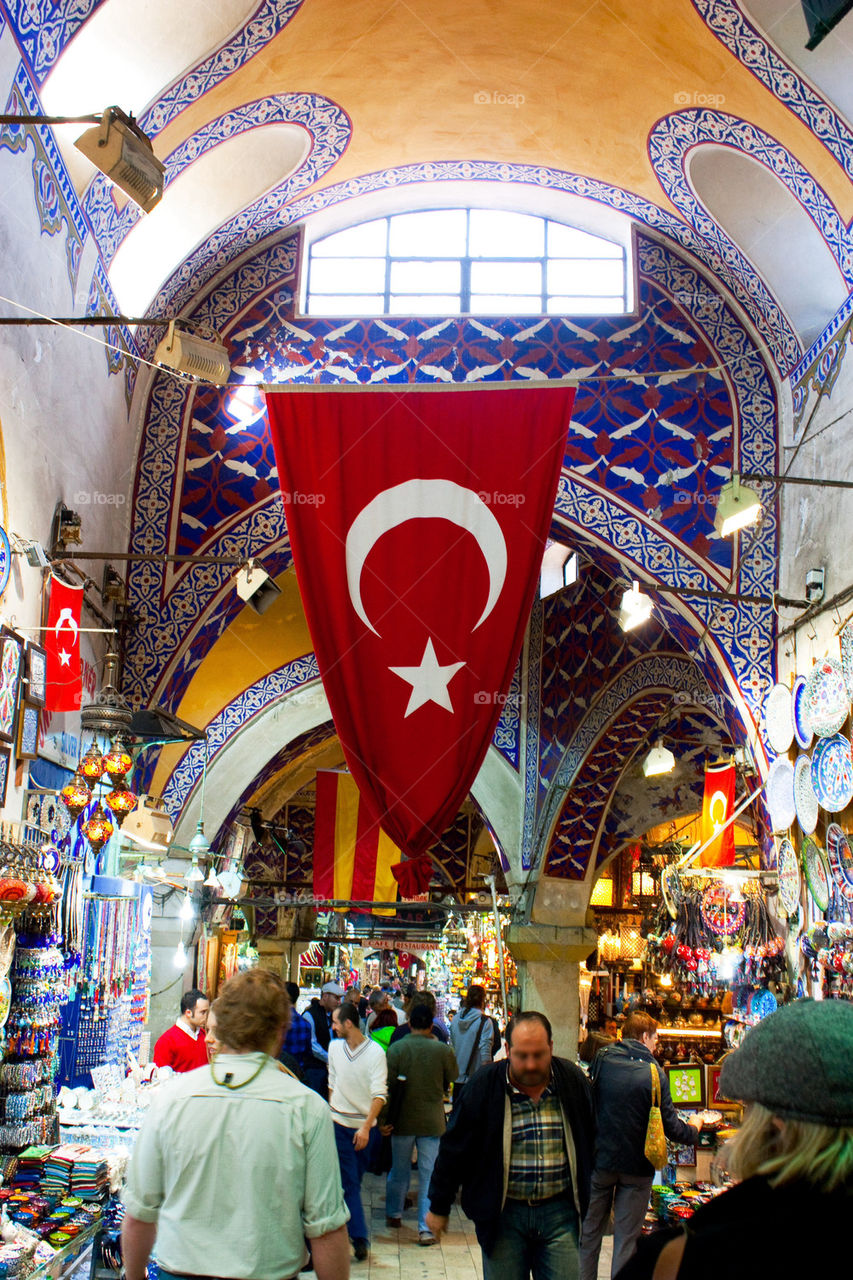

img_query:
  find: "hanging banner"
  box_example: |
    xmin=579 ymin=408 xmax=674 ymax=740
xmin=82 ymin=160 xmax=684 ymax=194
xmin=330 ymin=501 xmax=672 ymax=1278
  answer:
xmin=43 ymin=576 xmax=84 ymax=712
xmin=698 ymin=762 xmax=737 ymax=867
xmin=313 ymin=770 xmax=401 ymax=916
xmin=267 ymin=383 xmax=574 ymax=857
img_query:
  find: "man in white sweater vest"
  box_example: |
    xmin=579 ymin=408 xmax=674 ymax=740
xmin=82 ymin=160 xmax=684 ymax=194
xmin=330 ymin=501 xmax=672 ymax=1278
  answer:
xmin=329 ymin=1000 xmax=388 ymax=1262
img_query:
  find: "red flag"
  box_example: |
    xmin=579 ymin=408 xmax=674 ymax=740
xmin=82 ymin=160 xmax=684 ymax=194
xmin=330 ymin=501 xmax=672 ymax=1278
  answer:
xmin=313 ymin=770 xmax=401 ymax=916
xmin=698 ymin=762 xmax=736 ymax=867
xmin=267 ymin=384 xmax=574 ymax=856
xmin=44 ymin=576 xmax=84 ymax=712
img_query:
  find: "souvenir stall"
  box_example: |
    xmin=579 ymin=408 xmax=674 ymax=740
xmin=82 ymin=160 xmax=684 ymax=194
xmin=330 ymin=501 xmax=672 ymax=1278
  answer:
xmin=425 ymin=910 xmax=516 ymax=1017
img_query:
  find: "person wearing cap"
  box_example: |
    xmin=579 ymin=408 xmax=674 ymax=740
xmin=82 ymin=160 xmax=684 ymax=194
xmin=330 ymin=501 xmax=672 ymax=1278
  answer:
xmin=616 ymin=999 xmax=853 ymax=1279
xmin=304 ymin=981 xmax=344 ymax=1096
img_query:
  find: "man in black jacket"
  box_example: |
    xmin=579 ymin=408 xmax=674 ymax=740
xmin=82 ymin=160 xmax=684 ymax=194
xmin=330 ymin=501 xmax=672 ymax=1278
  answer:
xmin=427 ymin=1011 xmax=594 ymax=1279
xmin=578 ymin=1011 xmax=701 ymax=1279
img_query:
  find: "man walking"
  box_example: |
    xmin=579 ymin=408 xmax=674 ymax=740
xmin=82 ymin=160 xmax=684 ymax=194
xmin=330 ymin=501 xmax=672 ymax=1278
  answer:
xmin=304 ymin=980 xmax=344 ymax=1095
xmin=122 ymin=969 xmax=350 ymax=1280
xmin=578 ymin=1011 xmax=701 ymax=1279
xmin=427 ymin=1011 xmax=595 ymax=1279
xmin=152 ymin=989 xmax=209 ymax=1073
xmin=280 ymin=981 xmax=315 ymax=1079
xmin=383 ymin=1001 xmax=457 ymax=1245
xmin=329 ymin=1000 xmax=388 ymax=1262
xmin=365 ymin=987 xmax=406 ymax=1031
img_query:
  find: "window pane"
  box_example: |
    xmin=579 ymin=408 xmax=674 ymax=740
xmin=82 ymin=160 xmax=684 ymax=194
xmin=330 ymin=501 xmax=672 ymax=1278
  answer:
xmin=307 ymin=294 xmax=385 ymax=315
xmin=389 ymin=210 xmax=467 ymax=255
xmin=389 ymin=294 xmax=461 ymax=314
xmin=470 ymin=295 xmax=542 ymax=314
xmin=547 ymin=222 xmax=622 ymax=257
xmin=471 ymin=260 xmax=542 ymax=293
xmin=547 ymin=259 xmax=624 ymax=294
xmin=469 ymin=209 xmax=544 ymax=257
xmin=310 ymin=257 xmax=386 ymax=293
xmin=547 ymin=295 xmax=625 ymax=314
xmin=390 ymin=260 xmax=461 ymax=292
xmin=312 ymin=220 xmax=387 ymax=256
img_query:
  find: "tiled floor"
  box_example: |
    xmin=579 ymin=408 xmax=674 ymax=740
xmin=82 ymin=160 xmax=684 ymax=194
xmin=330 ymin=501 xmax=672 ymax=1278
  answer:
xmin=329 ymin=1170 xmax=615 ymax=1279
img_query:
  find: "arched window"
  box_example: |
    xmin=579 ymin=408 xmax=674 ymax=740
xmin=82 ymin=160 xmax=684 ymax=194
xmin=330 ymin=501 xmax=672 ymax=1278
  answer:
xmin=304 ymin=208 xmax=627 ymax=317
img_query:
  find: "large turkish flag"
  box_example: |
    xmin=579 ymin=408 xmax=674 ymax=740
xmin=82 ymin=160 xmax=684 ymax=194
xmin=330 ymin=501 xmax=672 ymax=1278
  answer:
xmin=266 ymin=384 xmax=574 ymax=857
xmin=44 ymin=575 xmax=84 ymax=712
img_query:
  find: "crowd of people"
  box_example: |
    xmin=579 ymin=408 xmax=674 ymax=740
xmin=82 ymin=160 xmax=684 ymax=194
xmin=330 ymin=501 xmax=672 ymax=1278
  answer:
xmin=134 ymin=975 xmax=853 ymax=1280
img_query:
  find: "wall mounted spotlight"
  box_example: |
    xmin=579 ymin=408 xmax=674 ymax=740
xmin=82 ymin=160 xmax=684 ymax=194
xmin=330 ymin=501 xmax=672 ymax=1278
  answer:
xmin=714 ymin=473 xmax=761 ymax=537
xmin=235 ymin=560 xmax=281 ymax=615
xmin=154 ymin=320 xmax=230 ymax=385
xmin=618 ymin=581 xmax=653 ymax=631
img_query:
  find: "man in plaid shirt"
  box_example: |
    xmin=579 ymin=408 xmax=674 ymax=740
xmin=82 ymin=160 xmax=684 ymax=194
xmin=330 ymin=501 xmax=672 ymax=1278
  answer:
xmin=280 ymin=982 xmax=315 ymax=1078
xmin=428 ymin=1011 xmax=595 ymax=1279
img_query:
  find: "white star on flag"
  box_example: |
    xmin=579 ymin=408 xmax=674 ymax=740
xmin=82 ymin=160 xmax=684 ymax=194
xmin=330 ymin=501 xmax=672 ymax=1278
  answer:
xmin=58 ymin=649 xmax=72 ymax=667
xmin=389 ymin=638 xmax=465 ymax=718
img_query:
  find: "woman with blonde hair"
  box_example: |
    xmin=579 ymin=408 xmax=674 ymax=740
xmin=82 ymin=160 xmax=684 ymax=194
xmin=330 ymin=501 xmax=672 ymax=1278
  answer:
xmin=617 ymin=999 xmax=853 ymax=1278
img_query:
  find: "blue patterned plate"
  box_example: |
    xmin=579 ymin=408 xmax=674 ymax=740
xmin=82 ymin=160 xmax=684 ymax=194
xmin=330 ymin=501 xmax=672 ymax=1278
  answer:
xmin=803 ymin=658 xmax=849 ymax=738
xmin=766 ymin=756 xmax=796 ymax=833
xmin=777 ymin=838 xmax=800 ymax=916
xmin=793 ymin=754 xmax=818 ymax=835
xmin=801 ymin=837 xmax=830 ymax=912
xmin=826 ymin=823 xmax=853 ymax=902
xmin=811 ymin=733 xmax=853 ymax=812
xmin=792 ymin=674 xmax=812 ymax=750
xmin=841 ymin=623 xmax=853 ymax=702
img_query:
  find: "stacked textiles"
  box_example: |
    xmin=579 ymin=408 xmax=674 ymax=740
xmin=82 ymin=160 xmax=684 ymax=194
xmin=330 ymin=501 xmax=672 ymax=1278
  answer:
xmin=10 ymin=1147 xmax=51 ymax=1189
xmin=44 ymin=1145 xmax=89 ymax=1195
xmin=69 ymin=1151 xmax=109 ymax=1201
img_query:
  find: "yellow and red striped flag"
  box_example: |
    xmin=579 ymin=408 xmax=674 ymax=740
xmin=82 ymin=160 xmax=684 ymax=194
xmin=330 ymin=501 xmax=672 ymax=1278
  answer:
xmin=313 ymin=770 xmax=401 ymax=915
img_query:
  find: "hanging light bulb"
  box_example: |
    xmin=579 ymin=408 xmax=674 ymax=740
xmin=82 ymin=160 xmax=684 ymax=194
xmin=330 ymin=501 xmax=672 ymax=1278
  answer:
xmin=203 ymin=864 xmax=221 ymax=890
xmin=60 ymin=771 xmax=93 ymax=820
xmin=173 ymin=940 xmax=187 ymax=968
xmin=618 ymin=580 xmax=653 ymax=632
xmin=179 ymin=893 xmax=194 ymax=922
xmin=185 ymin=858 xmax=204 ymax=884
xmin=105 ymin=782 xmax=138 ymax=826
xmin=102 ymin=737 xmax=133 ymax=782
xmin=83 ymin=802 xmax=114 ymax=852
xmin=188 ymin=820 xmax=211 ymax=858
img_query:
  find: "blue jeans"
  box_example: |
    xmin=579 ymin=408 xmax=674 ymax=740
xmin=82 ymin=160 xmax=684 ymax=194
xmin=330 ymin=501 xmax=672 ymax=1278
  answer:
xmin=483 ymin=1195 xmax=579 ymax=1280
xmin=385 ymin=1134 xmax=440 ymax=1232
xmin=333 ymin=1121 xmax=378 ymax=1242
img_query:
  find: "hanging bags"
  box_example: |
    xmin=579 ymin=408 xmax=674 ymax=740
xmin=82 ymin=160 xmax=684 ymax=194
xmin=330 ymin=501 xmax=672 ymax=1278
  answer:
xmin=644 ymin=1062 xmax=668 ymax=1169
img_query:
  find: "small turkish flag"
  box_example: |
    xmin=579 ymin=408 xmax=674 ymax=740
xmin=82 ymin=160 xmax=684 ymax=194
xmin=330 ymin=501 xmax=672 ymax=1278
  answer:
xmin=698 ymin=762 xmax=736 ymax=867
xmin=267 ymin=383 xmax=574 ymax=857
xmin=44 ymin=576 xmax=84 ymax=712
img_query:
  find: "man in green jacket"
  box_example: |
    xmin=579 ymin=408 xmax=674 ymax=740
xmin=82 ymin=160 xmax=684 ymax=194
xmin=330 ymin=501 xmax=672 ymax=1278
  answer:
xmin=382 ymin=1001 xmax=457 ymax=1246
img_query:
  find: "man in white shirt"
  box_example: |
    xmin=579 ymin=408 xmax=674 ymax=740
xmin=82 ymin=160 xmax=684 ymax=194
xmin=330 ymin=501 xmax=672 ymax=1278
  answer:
xmin=329 ymin=1000 xmax=388 ymax=1262
xmin=122 ymin=969 xmax=350 ymax=1280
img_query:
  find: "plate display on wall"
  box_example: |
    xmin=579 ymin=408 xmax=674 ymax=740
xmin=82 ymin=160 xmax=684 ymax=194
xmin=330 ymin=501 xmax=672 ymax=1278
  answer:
xmin=0 ymin=528 xmax=10 ymax=603
xmin=766 ymin=756 xmax=796 ymax=833
xmin=792 ymin=674 xmax=813 ymax=750
xmin=0 ymin=976 xmax=10 ymax=1028
xmin=776 ymin=838 xmax=801 ymax=916
xmin=841 ymin=622 xmax=853 ymax=701
xmin=810 ymin=733 xmax=853 ymax=812
xmin=803 ymin=657 xmax=849 ymax=738
xmin=801 ymin=836 xmax=830 ymax=912
xmin=826 ymin=823 xmax=853 ymax=902
xmin=764 ymin=682 xmax=794 ymax=753
xmin=793 ymin=754 xmax=819 ymax=835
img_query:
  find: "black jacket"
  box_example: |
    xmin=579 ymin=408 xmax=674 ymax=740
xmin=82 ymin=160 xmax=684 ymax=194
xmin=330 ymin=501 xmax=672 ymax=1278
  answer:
xmin=428 ymin=1057 xmax=595 ymax=1255
xmin=615 ymin=1176 xmax=853 ymax=1279
xmin=306 ymin=999 xmax=332 ymax=1051
xmin=589 ymin=1039 xmax=697 ymax=1175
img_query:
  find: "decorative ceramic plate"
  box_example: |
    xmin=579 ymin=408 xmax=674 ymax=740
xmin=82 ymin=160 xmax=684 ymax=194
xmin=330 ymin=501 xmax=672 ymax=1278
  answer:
xmin=660 ymin=866 xmax=683 ymax=920
xmin=803 ymin=658 xmax=849 ymax=738
xmin=826 ymin=823 xmax=853 ymax=902
xmin=793 ymin=754 xmax=819 ymax=834
xmin=764 ymin=682 xmax=794 ymax=753
xmin=792 ymin=674 xmax=813 ymax=750
xmin=777 ymin=838 xmax=801 ymax=916
xmin=766 ymin=756 xmax=796 ymax=832
xmin=0 ymin=977 xmax=10 ymax=1028
xmin=801 ymin=836 xmax=830 ymax=912
xmin=841 ymin=623 xmax=853 ymax=701
xmin=811 ymin=733 xmax=853 ymax=812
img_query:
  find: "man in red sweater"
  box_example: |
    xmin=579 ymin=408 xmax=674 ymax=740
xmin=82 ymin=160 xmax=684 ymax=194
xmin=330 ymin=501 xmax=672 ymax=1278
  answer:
xmin=153 ymin=988 xmax=210 ymax=1072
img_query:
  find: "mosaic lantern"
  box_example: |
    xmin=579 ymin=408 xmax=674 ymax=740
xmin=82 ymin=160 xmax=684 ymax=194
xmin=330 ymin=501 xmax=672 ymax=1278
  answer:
xmin=80 ymin=741 xmax=105 ymax=782
xmin=83 ymin=802 xmax=114 ymax=852
xmin=102 ymin=738 xmax=133 ymax=783
xmin=59 ymin=771 xmax=92 ymax=820
xmin=104 ymin=784 xmax=137 ymax=827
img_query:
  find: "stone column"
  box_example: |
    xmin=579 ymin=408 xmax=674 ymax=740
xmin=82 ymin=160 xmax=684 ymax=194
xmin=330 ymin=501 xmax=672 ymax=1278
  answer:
xmin=505 ymin=923 xmax=597 ymax=1058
